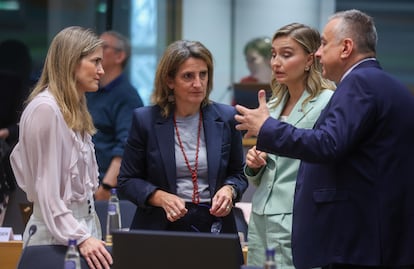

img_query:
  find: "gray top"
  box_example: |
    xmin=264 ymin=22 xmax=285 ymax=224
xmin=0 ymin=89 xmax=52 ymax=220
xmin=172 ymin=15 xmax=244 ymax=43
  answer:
xmin=174 ymin=112 xmax=210 ymax=203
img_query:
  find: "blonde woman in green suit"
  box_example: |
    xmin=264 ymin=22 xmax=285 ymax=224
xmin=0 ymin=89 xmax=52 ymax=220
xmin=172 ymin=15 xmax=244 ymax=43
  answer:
xmin=244 ymin=23 xmax=335 ymax=268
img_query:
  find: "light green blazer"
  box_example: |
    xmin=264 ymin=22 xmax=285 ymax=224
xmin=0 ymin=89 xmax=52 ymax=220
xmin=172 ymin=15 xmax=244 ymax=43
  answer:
xmin=245 ymin=89 xmax=333 ymax=215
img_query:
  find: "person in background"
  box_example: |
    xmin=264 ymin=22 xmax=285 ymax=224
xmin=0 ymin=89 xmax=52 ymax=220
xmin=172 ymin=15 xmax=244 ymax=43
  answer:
xmin=87 ymin=30 xmax=143 ymax=201
xmin=244 ymin=23 xmax=335 ymax=268
xmin=232 ymin=36 xmax=273 ymax=111
xmin=118 ymin=40 xmax=248 ymax=241
xmin=235 ymin=9 xmax=414 ymax=269
xmin=10 ymin=26 xmax=112 ymax=269
xmin=240 ymin=36 xmax=272 ymax=84
xmin=0 ymin=39 xmax=32 ymax=230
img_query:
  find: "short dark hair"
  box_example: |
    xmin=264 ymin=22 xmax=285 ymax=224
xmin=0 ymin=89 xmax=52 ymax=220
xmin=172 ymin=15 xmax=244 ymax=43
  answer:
xmin=102 ymin=30 xmax=132 ymax=68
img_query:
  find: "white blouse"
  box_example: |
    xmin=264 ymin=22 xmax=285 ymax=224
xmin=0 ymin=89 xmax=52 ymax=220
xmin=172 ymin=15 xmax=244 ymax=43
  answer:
xmin=10 ymin=89 xmax=99 ymax=244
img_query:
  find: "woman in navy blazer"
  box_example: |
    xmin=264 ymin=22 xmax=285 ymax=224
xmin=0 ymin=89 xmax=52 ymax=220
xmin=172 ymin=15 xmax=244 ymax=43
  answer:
xmin=118 ymin=40 xmax=248 ymax=235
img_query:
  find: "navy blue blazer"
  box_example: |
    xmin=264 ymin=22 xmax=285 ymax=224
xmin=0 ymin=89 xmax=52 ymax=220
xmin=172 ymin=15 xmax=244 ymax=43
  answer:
xmin=118 ymin=102 xmax=248 ymax=232
xmin=256 ymin=60 xmax=414 ymax=268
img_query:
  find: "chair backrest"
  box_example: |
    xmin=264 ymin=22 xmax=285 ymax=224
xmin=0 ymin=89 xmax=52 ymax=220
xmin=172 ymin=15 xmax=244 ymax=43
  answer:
xmin=17 ymin=244 xmax=113 ymax=269
xmin=233 ymin=206 xmax=248 ymax=242
xmin=17 ymin=245 xmax=88 ymax=269
xmin=94 ymin=199 xmax=137 ymax=240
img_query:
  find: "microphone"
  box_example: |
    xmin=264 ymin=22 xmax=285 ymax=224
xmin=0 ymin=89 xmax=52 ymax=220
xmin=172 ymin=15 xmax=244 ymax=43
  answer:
xmin=27 ymin=224 xmax=37 ymax=239
xmin=17 ymin=224 xmax=37 ymax=269
xmin=24 ymin=224 xmax=37 ymax=248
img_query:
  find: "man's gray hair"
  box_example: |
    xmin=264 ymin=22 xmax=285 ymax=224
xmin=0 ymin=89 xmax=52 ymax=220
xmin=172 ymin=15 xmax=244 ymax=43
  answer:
xmin=330 ymin=9 xmax=377 ymax=54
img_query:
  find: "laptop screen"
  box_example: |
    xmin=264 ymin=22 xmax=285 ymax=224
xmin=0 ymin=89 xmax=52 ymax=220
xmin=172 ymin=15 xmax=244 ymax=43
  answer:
xmin=112 ymin=229 xmax=242 ymax=269
xmin=232 ymin=83 xmax=272 ymax=109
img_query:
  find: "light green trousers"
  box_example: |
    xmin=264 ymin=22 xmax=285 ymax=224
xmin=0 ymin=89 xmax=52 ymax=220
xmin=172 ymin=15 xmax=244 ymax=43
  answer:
xmin=247 ymin=212 xmax=295 ymax=269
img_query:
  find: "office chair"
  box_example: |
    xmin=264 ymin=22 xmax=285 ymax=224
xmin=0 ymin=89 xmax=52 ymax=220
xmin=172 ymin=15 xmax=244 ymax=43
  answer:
xmin=17 ymin=244 xmax=113 ymax=269
xmin=233 ymin=206 xmax=248 ymax=243
xmin=17 ymin=245 xmax=88 ymax=269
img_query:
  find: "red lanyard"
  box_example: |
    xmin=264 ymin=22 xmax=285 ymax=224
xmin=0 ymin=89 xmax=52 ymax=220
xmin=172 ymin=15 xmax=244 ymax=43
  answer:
xmin=174 ymin=111 xmax=203 ymax=204
xmin=173 ymin=111 xmax=202 ymax=204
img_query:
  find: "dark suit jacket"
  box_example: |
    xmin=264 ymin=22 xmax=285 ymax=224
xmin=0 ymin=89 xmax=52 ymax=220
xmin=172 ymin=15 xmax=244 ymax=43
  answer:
xmin=118 ymin=102 xmax=248 ymax=233
xmin=256 ymin=60 xmax=414 ymax=268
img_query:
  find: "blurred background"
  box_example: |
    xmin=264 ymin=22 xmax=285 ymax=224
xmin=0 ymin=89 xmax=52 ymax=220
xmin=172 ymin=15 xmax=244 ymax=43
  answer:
xmin=0 ymin=0 xmax=413 ymax=106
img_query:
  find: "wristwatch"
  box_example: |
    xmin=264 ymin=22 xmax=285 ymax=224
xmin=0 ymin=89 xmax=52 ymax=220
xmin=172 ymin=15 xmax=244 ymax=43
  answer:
xmin=228 ymin=185 xmax=237 ymax=200
xmin=101 ymin=182 xmax=114 ymax=191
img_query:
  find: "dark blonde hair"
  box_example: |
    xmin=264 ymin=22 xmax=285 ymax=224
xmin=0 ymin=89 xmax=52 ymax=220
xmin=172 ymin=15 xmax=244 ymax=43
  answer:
xmin=28 ymin=26 xmax=103 ymax=135
xmin=269 ymin=23 xmax=336 ymax=110
xmin=151 ymin=40 xmax=214 ymax=117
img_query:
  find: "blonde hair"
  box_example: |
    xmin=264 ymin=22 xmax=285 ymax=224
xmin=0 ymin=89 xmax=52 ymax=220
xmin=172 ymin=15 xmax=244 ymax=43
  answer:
xmin=27 ymin=26 xmax=103 ymax=135
xmin=269 ymin=23 xmax=336 ymax=110
xmin=151 ymin=40 xmax=214 ymax=118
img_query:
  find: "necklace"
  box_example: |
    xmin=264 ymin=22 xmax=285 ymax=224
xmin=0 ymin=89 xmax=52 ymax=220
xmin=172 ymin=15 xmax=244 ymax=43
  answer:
xmin=173 ymin=111 xmax=202 ymax=204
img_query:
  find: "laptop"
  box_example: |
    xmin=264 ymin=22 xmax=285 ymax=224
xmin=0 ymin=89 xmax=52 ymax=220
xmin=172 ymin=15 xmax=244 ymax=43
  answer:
xmin=111 ymin=229 xmax=243 ymax=269
xmin=232 ymin=83 xmax=272 ymax=109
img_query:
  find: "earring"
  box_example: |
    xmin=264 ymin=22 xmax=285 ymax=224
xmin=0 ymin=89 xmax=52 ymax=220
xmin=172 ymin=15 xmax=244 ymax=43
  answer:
xmin=304 ymin=66 xmax=310 ymax=71
xmin=167 ymin=91 xmax=175 ymax=103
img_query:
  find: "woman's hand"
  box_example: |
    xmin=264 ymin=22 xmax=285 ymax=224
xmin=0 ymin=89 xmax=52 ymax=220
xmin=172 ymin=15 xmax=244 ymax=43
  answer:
xmin=78 ymin=237 xmax=112 ymax=269
xmin=210 ymin=185 xmax=234 ymax=217
xmin=148 ymin=189 xmax=188 ymax=222
xmin=246 ymin=146 xmax=267 ymax=171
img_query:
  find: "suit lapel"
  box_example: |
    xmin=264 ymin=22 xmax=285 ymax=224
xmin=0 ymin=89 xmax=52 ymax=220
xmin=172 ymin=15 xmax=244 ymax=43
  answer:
xmin=202 ymin=105 xmax=222 ymax=195
xmin=269 ymin=91 xmax=314 ymax=126
xmin=154 ymin=114 xmax=177 ymax=193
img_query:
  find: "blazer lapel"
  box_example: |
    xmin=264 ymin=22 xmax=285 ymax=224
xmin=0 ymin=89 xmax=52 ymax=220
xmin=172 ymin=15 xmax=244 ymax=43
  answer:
xmin=154 ymin=114 xmax=177 ymax=193
xmin=287 ymin=91 xmax=314 ymax=126
xmin=202 ymin=105 xmax=223 ymax=195
xmin=269 ymin=97 xmax=284 ymax=119
xmin=269 ymin=91 xmax=314 ymax=126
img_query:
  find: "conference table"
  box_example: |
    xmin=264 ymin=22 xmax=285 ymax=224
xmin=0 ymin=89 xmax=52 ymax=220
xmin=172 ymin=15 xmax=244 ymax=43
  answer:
xmin=0 ymin=240 xmax=23 ymax=269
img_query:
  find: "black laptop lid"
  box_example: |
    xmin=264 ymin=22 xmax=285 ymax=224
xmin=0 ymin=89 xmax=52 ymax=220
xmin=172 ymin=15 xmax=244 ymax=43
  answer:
xmin=232 ymin=83 xmax=271 ymax=109
xmin=112 ymin=229 xmax=242 ymax=269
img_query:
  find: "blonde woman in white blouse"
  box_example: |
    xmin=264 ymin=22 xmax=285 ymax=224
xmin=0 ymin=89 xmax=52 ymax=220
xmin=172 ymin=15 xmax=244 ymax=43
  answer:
xmin=10 ymin=26 xmax=112 ymax=269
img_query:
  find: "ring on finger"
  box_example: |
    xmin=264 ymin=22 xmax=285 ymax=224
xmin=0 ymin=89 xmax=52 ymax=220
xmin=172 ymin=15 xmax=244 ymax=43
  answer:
xmin=170 ymin=211 xmax=176 ymax=217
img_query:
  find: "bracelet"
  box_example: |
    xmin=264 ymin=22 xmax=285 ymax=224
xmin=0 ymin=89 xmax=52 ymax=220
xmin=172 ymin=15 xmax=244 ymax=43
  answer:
xmin=227 ymin=185 xmax=237 ymax=200
xmin=101 ymin=182 xmax=114 ymax=191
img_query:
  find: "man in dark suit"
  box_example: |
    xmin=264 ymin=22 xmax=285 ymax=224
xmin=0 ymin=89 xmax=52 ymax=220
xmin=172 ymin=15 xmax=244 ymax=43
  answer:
xmin=234 ymin=9 xmax=414 ymax=269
